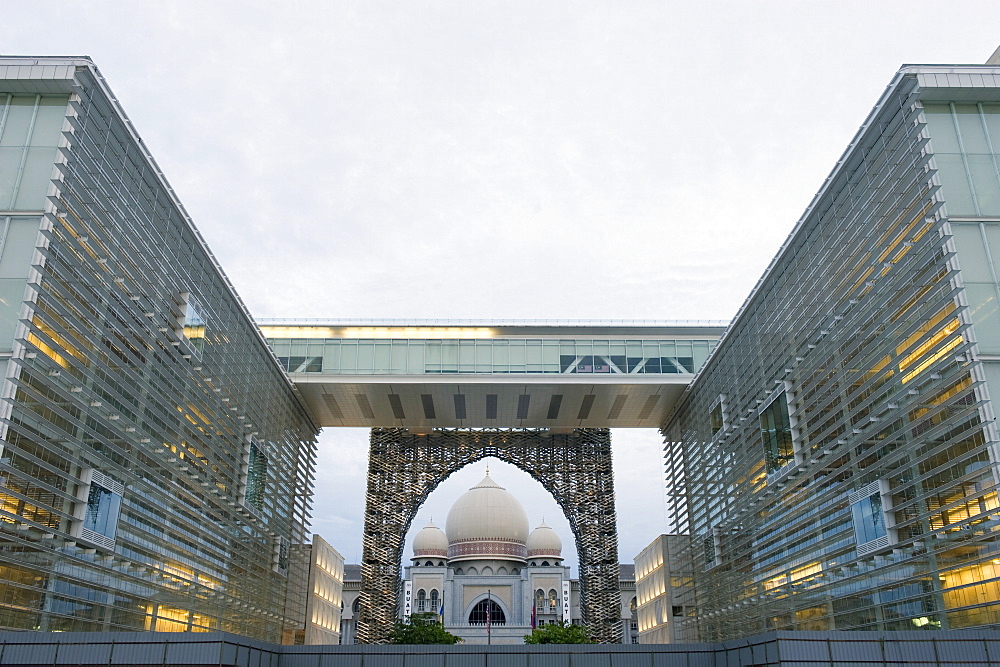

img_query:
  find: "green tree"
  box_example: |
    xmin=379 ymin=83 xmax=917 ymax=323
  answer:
xmin=523 ymin=621 xmax=594 ymax=644
xmin=388 ymin=612 xmax=461 ymax=644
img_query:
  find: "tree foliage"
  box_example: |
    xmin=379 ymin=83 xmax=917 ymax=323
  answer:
xmin=523 ymin=621 xmax=594 ymax=644
xmin=388 ymin=612 xmax=461 ymax=644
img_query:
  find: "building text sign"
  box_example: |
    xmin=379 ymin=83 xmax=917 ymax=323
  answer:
xmin=562 ymin=581 xmax=571 ymax=621
xmin=403 ymin=581 xmax=412 ymax=621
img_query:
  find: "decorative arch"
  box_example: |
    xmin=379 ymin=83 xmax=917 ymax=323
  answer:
xmin=357 ymin=428 xmax=620 ymax=643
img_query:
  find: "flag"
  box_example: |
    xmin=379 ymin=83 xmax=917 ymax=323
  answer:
xmin=438 ymin=603 xmax=444 ymax=625
xmin=531 ymin=603 xmax=536 ymax=629
xmin=486 ymin=601 xmax=491 ymax=632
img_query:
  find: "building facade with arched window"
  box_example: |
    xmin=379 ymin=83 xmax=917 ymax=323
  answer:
xmin=339 ymin=470 xmax=637 ymax=644
xmin=403 ymin=471 xmax=570 ymax=644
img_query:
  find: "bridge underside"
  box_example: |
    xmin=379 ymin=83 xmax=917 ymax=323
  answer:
xmin=357 ymin=428 xmax=621 ymax=644
xmin=291 ymin=376 xmax=689 ymax=429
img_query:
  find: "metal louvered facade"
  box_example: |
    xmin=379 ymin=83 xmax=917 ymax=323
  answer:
xmin=663 ymin=65 xmax=1000 ymax=640
xmin=0 ymin=59 xmax=318 ymax=641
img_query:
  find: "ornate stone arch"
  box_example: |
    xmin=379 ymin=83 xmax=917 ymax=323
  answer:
xmin=357 ymin=427 xmax=620 ymax=643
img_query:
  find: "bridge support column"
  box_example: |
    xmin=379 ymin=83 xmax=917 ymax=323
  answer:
xmin=356 ymin=428 xmax=621 ymax=644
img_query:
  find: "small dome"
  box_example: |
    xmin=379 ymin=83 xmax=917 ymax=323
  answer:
xmin=527 ymin=520 xmax=562 ymax=559
xmin=413 ymin=521 xmax=448 ymax=558
xmin=446 ymin=472 xmax=529 ymax=563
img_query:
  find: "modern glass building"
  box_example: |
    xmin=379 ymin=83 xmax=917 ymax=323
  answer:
xmin=0 ymin=59 xmax=318 ymax=640
xmin=663 ymin=64 xmax=1000 ymax=639
xmin=7 ymin=52 xmax=1000 ymax=646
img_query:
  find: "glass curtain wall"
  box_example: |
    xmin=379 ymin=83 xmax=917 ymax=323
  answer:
xmin=663 ymin=72 xmax=1000 ymax=640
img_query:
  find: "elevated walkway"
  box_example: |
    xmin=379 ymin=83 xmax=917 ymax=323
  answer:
xmin=260 ymin=319 xmax=727 ymax=428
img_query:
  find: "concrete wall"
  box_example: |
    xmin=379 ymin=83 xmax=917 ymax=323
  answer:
xmin=2 ymin=630 xmax=1000 ymax=666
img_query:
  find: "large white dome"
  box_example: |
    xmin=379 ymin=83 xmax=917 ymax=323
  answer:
xmin=412 ymin=521 xmax=448 ymax=559
xmin=445 ymin=472 xmax=529 ymax=563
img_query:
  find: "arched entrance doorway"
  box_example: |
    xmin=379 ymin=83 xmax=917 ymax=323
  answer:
xmin=357 ymin=428 xmax=621 ymax=643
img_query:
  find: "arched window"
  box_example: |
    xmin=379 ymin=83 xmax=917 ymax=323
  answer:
xmin=430 ymin=589 xmax=439 ymax=612
xmin=498 ymin=566 xmax=508 ymax=575
xmin=468 ymin=567 xmax=478 ymax=576
xmin=549 ymin=589 xmax=558 ymax=611
xmin=541 ymin=561 xmax=550 ymax=567
xmin=425 ymin=560 xmax=433 ymax=567
xmin=482 ymin=566 xmax=493 ymax=576
xmin=469 ymin=599 xmax=505 ymax=625
xmin=535 ymin=589 xmax=544 ymax=609
xmin=352 ymin=598 xmax=361 ymax=614
xmin=455 ymin=568 xmax=464 ymax=575
xmin=512 ymin=568 xmax=520 ymax=575
xmin=417 ymin=589 xmax=426 ymax=612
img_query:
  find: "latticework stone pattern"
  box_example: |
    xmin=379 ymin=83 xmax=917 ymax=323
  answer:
xmin=356 ymin=428 xmax=622 ymax=644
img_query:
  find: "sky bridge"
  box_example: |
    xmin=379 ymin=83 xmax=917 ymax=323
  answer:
xmin=259 ymin=319 xmax=728 ymax=429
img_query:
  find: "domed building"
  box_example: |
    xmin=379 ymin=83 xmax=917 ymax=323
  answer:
xmin=339 ymin=469 xmax=639 ymax=645
xmin=402 ymin=470 xmax=571 ymax=644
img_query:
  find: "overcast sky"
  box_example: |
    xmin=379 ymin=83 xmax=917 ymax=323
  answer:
xmin=4 ymin=1 xmax=1000 ymax=575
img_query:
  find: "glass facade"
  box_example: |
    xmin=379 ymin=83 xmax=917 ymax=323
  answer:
xmin=266 ymin=337 xmax=715 ymax=376
xmin=664 ymin=66 xmax=1000 ymax=640
xmin=0 ymin=61 xmax=317 ymax=641
xmin=924 ymin=103 xmax=1000 ymax=217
